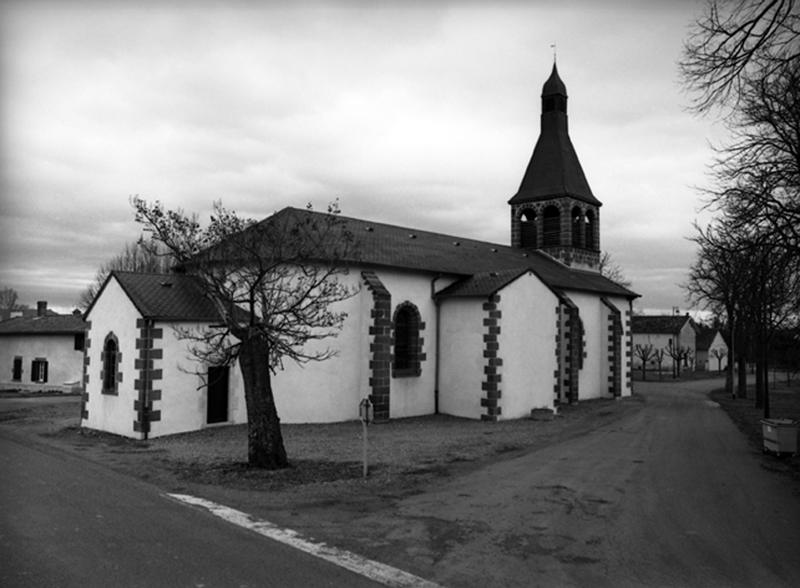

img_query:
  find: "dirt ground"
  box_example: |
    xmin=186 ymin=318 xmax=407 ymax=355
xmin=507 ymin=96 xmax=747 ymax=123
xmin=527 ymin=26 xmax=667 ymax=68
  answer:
xmin=3 ymin=381 xmax=799 ymax=586
xmin=0 ymin=391 xmax=644 ymax=511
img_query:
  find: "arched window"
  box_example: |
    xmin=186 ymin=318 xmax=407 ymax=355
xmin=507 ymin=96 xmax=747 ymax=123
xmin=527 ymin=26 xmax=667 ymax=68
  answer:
xmin=519 ymin=209 xmax=537 ymax=248
xmin=584 ymin=210 xmax=596 ymax=250
xmin=571 ymin=207 xmax=583 ymax=248
xmin=543 ymin=205 xmax=561 ymax=247
xmin=392 ymin=302 xmax=424 ymax=377
xmin=101 ymin=333 xmax=121 ymax=395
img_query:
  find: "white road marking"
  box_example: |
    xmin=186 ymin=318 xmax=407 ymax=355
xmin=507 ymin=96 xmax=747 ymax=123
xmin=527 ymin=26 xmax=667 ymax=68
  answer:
xmin=167 ymin=493 xmax=441 ymax=588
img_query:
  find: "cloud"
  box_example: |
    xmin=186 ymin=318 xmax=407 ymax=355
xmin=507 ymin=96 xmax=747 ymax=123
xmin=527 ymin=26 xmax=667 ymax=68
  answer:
xmin=1 ymin=0 xmax=717 ymax=314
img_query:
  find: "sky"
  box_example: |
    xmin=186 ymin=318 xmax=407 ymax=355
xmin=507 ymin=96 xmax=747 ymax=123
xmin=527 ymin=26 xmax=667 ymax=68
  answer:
xmin=0 ymin=0 xmax=723 ymax=315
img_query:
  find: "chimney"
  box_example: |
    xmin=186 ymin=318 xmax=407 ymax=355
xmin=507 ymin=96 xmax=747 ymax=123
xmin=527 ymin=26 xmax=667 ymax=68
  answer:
xmin=37 ymin=301 xmax=47 ymax=317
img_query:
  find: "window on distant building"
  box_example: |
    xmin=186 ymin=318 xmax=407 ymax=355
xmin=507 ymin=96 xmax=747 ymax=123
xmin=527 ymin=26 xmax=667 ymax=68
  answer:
xmin=31 ymin=358 xmax=48 ymax=383
xmin=12 ymin=356 xmax=22 ymax=381
xmin=101 ymin=333 xmax=121 ymax=395
xmin=392 ymin=302 xmax=425 ymax=377
xmin=74 ymin=333 xmax=85 ymax=351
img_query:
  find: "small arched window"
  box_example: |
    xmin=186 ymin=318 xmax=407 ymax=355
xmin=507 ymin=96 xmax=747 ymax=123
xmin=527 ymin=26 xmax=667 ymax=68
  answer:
xmin=101 ymin=333 xmax=121 ymax=395
xmin=584 ymin=210 xmax=596 ymax=250
xmin=543 ymin=205 xmax=561 ymax=247
xmin=392 ymin=302 xmax=424 ymax=377
xmin=519 ymin=209 xmax=537 ymax=248
xmin=571 ymin=207 xmax=583 ymax=248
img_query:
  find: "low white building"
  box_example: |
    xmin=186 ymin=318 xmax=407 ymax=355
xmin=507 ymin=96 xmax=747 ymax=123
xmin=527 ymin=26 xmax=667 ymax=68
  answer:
xmin=0 ymin=302 xmax=86 ymax=393
xmin=696 ymin=327 xmax=728 ymax=372
xmin=81 ymin=64 xmax=639 ymax=439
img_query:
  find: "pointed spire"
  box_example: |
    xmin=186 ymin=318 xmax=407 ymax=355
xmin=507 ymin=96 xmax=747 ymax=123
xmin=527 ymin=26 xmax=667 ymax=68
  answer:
xmin=508 ymin=65 xmax=600 ymax=207
xmin=542 ymin=63 xmax=567 ymax=101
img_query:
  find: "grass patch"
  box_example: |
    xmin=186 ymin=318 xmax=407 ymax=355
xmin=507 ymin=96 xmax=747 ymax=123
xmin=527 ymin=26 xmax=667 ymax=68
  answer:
xmin=709 ymin=382 xmax=800 ymax=480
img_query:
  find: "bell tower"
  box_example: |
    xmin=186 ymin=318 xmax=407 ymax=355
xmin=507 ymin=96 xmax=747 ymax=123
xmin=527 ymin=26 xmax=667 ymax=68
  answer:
xmin=509 ymin=64 xmax=601 ymax=271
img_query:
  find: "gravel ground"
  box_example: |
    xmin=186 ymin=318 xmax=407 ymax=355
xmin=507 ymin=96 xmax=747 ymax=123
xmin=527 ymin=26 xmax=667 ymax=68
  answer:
xmin=0 ymin=391 xmax=645 ymax=504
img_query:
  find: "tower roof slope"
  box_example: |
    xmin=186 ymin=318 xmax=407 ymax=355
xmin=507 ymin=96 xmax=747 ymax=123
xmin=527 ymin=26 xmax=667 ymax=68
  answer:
xmin=509 ymin=64 xmax=601 ymax=207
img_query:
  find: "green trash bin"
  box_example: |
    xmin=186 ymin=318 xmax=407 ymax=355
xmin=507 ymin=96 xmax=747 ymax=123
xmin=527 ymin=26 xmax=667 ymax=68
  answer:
xmin=760 ymin=418 xmax=798 ymax=456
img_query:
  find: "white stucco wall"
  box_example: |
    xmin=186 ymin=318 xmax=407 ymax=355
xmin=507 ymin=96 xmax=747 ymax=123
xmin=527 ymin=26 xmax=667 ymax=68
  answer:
xmin=563 ymin=292 xmax=633 ymax=401
xmin=266 ymin=270 xmax=367 ymax=423
xmin=82 ymin=278 xmax=143 ymax=438
xmin=568 ymin=291 xmax=605 ymax=400
xmin=0 ymin=333 xmax=84 ymax=392
xmin=498 ymin=273 xmax=559 ymax=418
xmin=438 ymin=298 xmax=485 ymax=419
xmin=379 ymin=269 xmax=441 ymax=419
xmin=151 ymin=321 xmax=248 ymax=438
xmin=606 ymin=295 xmax=634 ymax=398
xmin=272 ymin=268 xmax=445 ymax=422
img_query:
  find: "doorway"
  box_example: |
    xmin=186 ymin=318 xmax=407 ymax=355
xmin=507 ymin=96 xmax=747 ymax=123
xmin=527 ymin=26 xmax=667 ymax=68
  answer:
xmin=207 ymin=366 xmax=229 ymax=424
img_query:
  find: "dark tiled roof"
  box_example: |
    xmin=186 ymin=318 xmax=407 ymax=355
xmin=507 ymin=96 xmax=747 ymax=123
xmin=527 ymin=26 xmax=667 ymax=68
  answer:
xmin=254 ymin=208 xmax=636 ymax=299
xmin=632 ymin=315 xmax=694 ymax=335
xmin=107 ymin=272 xmax=221 ymax=321
xmin=436 ymin=268 xmax=530 ymax=298
xmin=0 ymin=314 xmax=86 ymax=335
xmin=695 ymin=326 xmax=720 ymax=350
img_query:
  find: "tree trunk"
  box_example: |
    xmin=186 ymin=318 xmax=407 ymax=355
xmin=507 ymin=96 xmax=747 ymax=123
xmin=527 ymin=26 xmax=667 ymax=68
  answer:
xmin=737 ymin=354 xmax=747 ymax=399
xmin=763 ymin=348 xmax=770 ymax=419
xmin=238 ymin=333 xmax=289 ymax=469
xmin=754 ymin=359 xmax=765 ymax=409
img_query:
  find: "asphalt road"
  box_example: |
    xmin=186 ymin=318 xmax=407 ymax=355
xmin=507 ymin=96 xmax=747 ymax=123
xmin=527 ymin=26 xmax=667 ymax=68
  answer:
xmin=379 ymin=380 xmax=800 ymax=587
xmin=0 ymin=431 xmax=383 ymax=588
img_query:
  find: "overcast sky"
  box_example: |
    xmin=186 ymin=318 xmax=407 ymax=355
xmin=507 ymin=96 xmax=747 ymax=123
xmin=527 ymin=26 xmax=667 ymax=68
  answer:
xmin=0 ymin=0 xmax=722 ymax=315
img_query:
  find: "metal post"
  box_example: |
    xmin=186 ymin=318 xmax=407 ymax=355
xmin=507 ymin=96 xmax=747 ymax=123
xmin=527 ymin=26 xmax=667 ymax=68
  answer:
xmin=362 ymin=419 xmax=368 ymax=478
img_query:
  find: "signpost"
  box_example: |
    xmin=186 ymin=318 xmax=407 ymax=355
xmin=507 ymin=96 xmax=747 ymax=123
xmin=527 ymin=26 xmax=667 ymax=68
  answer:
xmin=358 ymin=398 xmax=373 ymax=478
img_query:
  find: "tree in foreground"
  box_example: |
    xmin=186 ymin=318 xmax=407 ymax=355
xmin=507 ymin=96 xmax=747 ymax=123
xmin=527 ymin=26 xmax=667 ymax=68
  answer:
xmin=133 ymin=198 xmax=357 ymax=469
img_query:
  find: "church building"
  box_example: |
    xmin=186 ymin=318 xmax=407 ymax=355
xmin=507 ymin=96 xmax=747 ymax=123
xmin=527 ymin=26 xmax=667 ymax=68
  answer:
xmin=81 ymin=65 xmax=637 ymax=439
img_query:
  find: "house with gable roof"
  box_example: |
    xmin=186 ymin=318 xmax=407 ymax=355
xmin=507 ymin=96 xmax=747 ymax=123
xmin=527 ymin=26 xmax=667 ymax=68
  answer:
xmin=695 ymin=326 xmax=728 ymax=371
xmin=81 ymin=65 xmax=639 ymax=439
xmin=0 ymin=301 xmax=87 ymax=393
xmin=631 ymin=314 xmax=698 ymax=372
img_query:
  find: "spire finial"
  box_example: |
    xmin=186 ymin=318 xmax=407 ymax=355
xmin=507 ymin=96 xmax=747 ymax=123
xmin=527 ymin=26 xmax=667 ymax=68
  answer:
xmin=550 ymin=43 xmax=557 ymax=64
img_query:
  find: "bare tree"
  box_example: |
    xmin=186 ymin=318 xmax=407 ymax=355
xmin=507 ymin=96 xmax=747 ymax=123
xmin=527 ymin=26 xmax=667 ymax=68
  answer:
xmin=686 ymin=220 xmax=748 ymax=396
xmin=665 ymin=342 xmax=693 ymax=379
xmin=0 ymin=287 xmax=22 ymax=321
xmin=133 ymin=198 xmax=357 ymax=469
xmin=711 ymin=347 xmax=728 ymax=372
xmin=633 ymin=343 xmax=656 ymax=380
xmin=653 ymin=348 xmax=667 ymax=380
xmin=80 ymin=239 xmax=174 ymax=310
xmin=681 ymin=0 xmax=799 ymax=114
xmin=599 ymin=251 xmax=632 ymax=289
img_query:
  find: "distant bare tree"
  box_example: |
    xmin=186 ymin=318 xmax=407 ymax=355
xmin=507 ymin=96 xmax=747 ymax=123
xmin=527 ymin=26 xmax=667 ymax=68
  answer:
xmin=79 ymin=239 xmax=174 ymax=310
xmin=653 ymin=348 xmax=667 ymax=380
xmin=665 ymin=342 xmax=693 ymax=379
xmin=633 ymin=343 xmax=656 ymax=380
xmin=711 ymin=347 xmax=728 ymax=372
xmin=599 ymin=251 xmax=632 ymax=289
xmin=0 ymin=287 xmax=26 ymax=320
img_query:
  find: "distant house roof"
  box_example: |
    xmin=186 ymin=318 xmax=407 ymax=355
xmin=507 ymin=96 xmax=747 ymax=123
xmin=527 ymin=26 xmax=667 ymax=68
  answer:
xmin=86 ymin=272 xmax=221 ymax=322
xmin=0 ymin=313 xmax=86 ymax=336
xmin=695 ymin=326 xmax=722 ymax=351
xmin=238 ymin=207 xmax=637 ymax=300
xmin=632 ymin=315 xmax=695 ymax=335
